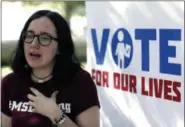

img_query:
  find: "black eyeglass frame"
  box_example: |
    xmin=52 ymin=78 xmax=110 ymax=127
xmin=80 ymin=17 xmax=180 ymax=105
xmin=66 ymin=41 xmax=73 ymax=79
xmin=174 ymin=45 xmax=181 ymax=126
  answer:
xmin=22 ymin=31 xmax=58 ymax=46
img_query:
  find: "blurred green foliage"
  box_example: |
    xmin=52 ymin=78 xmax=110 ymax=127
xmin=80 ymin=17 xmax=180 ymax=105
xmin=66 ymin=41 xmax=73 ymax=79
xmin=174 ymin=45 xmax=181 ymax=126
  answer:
xmin=22 ymin=1 xmax=85 ymax=24
xmin=3 ymin=1 xmax=85 ymax=24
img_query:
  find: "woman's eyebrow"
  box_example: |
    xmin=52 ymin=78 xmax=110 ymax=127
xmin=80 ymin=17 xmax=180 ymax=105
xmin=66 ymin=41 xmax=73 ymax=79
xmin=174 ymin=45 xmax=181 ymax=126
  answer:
xmin=25 ymin=30 xmax=55 ymax=37
xmin=39 ymin=31 xmax=56 ymax=37
xmin=26 ymin=30 xmax=34 ymax=33
xmin=39 ymin=31 xmax=51 ymax=35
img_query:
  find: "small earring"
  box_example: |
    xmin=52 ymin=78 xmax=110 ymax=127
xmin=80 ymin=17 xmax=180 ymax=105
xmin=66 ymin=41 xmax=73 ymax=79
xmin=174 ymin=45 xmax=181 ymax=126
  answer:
xmin=24 ymin=64 xmax=29 ymax=69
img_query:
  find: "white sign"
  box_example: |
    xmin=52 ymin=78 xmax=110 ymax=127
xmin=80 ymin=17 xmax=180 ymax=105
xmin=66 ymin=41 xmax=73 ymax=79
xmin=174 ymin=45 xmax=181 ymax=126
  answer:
xmin=86 ymin=2 xmax=184 ymax=127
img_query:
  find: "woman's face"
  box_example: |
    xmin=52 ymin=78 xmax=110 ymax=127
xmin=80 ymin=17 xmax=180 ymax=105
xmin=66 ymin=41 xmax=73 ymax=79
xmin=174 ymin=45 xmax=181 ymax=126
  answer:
xmin=24 ymin=17 xmax=59 ymax=69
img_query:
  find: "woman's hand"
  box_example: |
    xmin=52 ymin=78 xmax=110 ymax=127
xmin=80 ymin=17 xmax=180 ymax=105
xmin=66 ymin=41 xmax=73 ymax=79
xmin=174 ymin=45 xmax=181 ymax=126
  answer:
xmin=27 ymin=87 xmax=62 ymax=123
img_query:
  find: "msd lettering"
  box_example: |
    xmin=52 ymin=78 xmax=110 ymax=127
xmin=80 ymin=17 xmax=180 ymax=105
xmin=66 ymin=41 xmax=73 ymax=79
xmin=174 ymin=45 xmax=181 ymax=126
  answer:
xmin=9 ymin=101 xmax=33 ymax=112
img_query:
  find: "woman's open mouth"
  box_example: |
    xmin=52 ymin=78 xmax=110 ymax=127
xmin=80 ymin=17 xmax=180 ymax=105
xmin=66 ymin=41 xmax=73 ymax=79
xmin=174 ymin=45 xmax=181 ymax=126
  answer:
xmin=29 ymin=52 xmax=41 ymax=60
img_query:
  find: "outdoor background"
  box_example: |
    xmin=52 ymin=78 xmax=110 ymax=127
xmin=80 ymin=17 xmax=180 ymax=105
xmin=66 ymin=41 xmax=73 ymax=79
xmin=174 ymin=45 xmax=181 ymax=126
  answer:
xmin=2 ymin=1 xmax=87 ymax=78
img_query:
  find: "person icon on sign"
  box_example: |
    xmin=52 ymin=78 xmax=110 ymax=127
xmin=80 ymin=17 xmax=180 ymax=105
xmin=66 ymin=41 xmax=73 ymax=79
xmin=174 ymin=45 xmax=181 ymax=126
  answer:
xmin=115 ymin=31 xmax=131 ymax=69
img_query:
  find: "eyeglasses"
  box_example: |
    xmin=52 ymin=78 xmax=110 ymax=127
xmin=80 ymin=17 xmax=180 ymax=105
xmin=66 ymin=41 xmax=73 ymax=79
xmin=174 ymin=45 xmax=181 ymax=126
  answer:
xmin=22 ymin=31 xmax=58 ymax=46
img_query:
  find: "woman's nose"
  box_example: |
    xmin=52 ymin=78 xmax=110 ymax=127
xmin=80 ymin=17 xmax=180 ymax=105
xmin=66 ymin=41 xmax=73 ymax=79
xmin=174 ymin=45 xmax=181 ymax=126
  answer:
xmin=31 ymin=37 xmax=40 ymax=48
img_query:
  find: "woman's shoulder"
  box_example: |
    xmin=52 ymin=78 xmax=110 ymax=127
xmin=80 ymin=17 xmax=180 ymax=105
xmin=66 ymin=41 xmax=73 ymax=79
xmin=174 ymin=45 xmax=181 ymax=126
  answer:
xmin=74 ymin=68 xmax=92 ymax=81
xmin=72 ymin=68 xmax=95 ymax=88
xmin=2 ymin=72 xmax=18 ymax=82
xmin=1 ymin=72 xmax=18 ymax=90
xmin=1 ymin=72 xmax=28 ymax=87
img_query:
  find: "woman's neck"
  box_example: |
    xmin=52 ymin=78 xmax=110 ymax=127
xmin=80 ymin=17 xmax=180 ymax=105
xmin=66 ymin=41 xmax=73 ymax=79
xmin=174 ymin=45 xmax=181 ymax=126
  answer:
xmin=32 ymin=68 xmax=52 ymax=78
xmin=31 ymin=64 xmax=54 ymax=83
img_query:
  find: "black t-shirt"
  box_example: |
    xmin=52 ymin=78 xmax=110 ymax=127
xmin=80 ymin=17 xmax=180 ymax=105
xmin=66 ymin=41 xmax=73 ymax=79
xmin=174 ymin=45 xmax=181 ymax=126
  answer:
xmin=1 ymin=69 xmax=100 ymax=127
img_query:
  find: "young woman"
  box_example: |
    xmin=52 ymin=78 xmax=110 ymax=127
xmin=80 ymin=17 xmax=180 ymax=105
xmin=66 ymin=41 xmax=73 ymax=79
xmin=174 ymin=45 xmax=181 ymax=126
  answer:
xmin=1 ymin=10 xmax=100 ymax=127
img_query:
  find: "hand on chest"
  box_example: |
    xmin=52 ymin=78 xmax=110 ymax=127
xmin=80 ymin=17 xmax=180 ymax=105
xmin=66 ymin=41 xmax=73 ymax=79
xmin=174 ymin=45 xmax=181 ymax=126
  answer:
xmin=9 ymin=88 xmax=73 ymax=126
xmin=9 ymin=87 xmax=73 ymax=114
